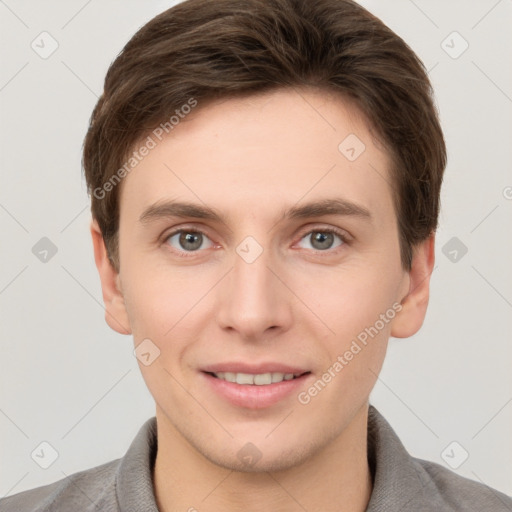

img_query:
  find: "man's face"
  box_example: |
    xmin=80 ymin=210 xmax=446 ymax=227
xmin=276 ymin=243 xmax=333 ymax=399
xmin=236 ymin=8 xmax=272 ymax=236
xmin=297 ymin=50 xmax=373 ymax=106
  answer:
xmin=110 ymin=88 xmax=413 ymax=471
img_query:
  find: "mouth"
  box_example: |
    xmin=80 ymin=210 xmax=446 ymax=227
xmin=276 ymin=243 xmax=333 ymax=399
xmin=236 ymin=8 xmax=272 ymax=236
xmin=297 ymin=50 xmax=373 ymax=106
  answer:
xmin=205 ymin=371 xmax=310 ymax=385
xmin=200 ymin=367 xmax=313 ymax=409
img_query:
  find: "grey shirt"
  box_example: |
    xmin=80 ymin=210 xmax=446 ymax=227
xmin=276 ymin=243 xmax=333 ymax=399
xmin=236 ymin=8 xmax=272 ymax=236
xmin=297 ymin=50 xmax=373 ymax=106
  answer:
xmin=1 ymin=405 xmax=511 ymax=511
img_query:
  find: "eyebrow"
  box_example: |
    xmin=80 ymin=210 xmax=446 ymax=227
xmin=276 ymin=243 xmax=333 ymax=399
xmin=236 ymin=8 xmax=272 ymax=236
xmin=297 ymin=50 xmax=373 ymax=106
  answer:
xmin=139 ymin=198 xmax=372 ymax=225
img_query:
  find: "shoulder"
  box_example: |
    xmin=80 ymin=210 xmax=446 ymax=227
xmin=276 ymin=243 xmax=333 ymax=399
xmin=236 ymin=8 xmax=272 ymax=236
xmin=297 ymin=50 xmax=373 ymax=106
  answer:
xmin=0 ymin=417 xmax=158 ymax=512
xmin=367 ymin=405 xmax=512 ymax=511
xmin=412 ymin=455 xmax=512 ymax=511
xmin=0 ymin=458 xmax=121 ymax=512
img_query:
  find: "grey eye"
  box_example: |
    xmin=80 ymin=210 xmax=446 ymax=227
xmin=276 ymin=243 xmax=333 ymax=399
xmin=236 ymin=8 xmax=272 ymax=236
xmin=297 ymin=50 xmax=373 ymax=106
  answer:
xmin=167 ymin=231 xmax=213 ymax=252
xmin=298 ymin=231 xmax=344 ymax=251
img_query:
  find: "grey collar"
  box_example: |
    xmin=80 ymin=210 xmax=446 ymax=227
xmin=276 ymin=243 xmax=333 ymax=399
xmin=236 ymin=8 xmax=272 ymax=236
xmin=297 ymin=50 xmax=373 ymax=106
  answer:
xmin=113 ymin=406 xmax=449 ymax=511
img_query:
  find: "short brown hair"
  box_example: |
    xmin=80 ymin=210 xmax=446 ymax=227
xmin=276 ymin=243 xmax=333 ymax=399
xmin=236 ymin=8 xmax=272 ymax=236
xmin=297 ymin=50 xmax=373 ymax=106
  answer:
xmin=83 ymin=0 xmax=446 ymax=271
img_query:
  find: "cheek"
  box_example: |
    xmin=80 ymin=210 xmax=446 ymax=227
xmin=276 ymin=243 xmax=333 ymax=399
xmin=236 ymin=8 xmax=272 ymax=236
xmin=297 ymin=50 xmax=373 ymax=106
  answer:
xmin=305 ymin=264 xmax=399 ymax=335
xmin=304 ymin=278 xmax=393 ymax=414
xmin=121 ymin=260 xmax=215 ymax=345
xmin=300 ymin=260 xmax=401 ymax=382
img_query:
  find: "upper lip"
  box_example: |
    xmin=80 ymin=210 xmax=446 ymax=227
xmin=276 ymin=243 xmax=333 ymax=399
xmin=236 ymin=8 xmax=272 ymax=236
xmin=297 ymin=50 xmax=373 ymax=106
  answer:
xmin=201 ymin=362 xmax=310 ymax=375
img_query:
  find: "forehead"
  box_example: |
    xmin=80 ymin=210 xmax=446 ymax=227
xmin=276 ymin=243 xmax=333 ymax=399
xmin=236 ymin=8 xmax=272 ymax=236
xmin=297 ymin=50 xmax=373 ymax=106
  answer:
xmin=119 ymin=87 xmax=395 ymax=226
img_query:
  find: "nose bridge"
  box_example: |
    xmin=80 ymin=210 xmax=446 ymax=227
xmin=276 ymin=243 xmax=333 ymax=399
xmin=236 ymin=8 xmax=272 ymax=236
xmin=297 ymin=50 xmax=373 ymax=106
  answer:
xmin=217 ymin=238 xmax=290 ymax=338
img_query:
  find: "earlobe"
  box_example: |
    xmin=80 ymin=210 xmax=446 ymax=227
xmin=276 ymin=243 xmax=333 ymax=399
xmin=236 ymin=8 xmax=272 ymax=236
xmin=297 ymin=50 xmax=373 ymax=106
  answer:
xmin=391 ymin=234 xmax=436 ymax=339
xmin=90 ymin=219 xmax=132 ymax=335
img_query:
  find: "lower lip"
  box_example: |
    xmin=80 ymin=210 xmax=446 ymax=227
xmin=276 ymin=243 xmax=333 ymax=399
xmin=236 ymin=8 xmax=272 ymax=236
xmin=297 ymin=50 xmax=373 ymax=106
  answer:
xmin=201 ymin=372 xmax=312 ymax=409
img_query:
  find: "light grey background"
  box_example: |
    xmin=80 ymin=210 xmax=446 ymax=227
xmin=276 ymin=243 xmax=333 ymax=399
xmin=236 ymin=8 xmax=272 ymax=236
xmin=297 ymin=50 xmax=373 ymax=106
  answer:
xmin=1 ymin=0 xmax=511 ymax=499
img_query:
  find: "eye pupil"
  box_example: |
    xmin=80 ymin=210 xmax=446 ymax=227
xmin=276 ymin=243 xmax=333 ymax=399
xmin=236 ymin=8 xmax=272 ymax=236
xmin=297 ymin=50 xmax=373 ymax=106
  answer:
xmin=311 ymin=231 xmax=334 ymax=250
xmin=180 ymin=232 xmax=202 ymax=251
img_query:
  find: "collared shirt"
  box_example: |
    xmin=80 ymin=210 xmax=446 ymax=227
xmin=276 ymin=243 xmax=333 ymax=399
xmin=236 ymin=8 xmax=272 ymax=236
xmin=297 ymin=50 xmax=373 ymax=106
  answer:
xmin=1 ymin=405 xmax=511 ymax=511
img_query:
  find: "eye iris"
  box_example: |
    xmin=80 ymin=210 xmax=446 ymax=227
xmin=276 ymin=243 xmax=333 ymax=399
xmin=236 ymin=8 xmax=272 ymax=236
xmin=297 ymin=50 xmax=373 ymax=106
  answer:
xmin=179 ymin=232 xmax=202 ymax=251
xmin=311 ymin=231 xmax=333 ymax=250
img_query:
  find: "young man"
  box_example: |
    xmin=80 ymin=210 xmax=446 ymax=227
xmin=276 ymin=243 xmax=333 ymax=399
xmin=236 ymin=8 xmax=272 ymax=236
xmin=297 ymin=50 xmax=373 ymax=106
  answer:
xmin=2 ymin=0 xmax=511 ymax=510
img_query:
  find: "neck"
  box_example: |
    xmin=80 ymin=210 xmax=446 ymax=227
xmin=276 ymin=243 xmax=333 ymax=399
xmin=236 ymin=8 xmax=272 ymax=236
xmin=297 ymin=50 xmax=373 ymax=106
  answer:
xmin=153 ymin=404 xmax=372 ymax=512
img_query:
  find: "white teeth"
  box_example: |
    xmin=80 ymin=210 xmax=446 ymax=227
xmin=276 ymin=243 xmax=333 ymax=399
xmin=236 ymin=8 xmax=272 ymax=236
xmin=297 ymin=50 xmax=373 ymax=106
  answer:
xmin=236 ymin=373 xmax=255 ymax=385
xmin=271 ymin=372 xmax=285 ymax=383
xmin=212 ymin=371 xmax=300 ymax=385
xmin=254 ymin=373 xmax=272 ymax=385
xmin=224 ymin=372 xmax=236 ymax=383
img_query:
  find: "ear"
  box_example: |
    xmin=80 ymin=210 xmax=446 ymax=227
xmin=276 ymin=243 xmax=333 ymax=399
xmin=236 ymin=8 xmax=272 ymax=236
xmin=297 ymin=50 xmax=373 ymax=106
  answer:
xmin=391 ymin=234 xmax=435 ymax=338
xmin=90 ymin=219 xmax=131 ymax=335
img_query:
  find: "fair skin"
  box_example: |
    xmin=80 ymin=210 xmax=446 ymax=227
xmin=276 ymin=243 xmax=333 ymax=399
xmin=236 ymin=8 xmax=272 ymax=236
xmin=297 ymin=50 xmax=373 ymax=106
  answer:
xmin=91 ymin=87 xmax=434 ymax=512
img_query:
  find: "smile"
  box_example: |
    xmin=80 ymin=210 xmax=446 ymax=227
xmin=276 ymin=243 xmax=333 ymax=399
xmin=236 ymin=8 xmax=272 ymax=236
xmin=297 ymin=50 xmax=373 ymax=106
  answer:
xmin=201 ymin=370 xmax=313 ymax=409
xmin=209 ymin=371 xmax=306 ymax=385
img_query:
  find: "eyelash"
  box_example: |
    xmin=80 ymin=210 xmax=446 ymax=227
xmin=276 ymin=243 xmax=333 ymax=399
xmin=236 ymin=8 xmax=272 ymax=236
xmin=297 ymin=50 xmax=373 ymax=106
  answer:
xmin=162 ymin=225 xmax=350 ymax=259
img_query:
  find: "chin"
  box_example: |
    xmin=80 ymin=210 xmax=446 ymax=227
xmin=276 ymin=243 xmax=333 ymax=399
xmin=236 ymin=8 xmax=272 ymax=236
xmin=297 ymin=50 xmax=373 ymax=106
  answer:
xmin=197 ymin=435 xmax=320 ymax=474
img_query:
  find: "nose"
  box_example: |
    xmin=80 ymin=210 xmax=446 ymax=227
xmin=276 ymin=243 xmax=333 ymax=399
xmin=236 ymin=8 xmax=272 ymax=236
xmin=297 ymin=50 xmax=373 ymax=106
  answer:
xmin=216 ymin=242 xmax=292 ymax=341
